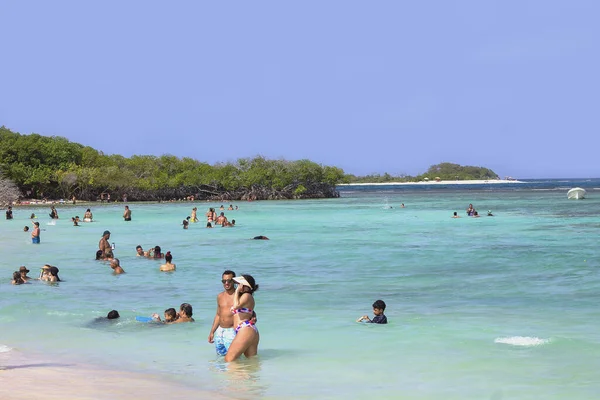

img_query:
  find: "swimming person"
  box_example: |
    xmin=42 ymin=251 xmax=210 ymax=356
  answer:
xmin=110 ymin=258 xmax=125 ymax=274
xmin=149 ymin=246 xmax=164 ymax=259
xmin=83 ymin=209 xmax=93 ymax=222
xmin=6 ymin=206 xmax=13 ymax=220
xmin=152 ymin=308 xmax=178 ymax=324
xmin=31 ymin=222 xmax=40 ymax=244
xmin=466 ymin=203 xmax=474 ymax=216
xmin=99 ymin=230 xmax=113 ymax=258
xmin=159 ymin=251 xmax=176 ymax=271
xmin=11 ymin=271 xmax=25 ymax=285
xmin=356 ymin=300 xmax=388 ymax=324
xmin=252 ymin=236 xmax=269 ymax=240
xmin=48 ymin=266 xmax=61 ymax=282
xmin=123 ymin=205 xmax=131 ymax=221
xmin=49 ymin=206 xmax=59 ymax=219
xmin=191 ymin=207 xmax=198 ymax=223
xmin=208 ymin=270 xmax=237 ymax=356
xmin=19 ymin=266 xmax=31 ymax=281
xmin=171 ymin=303 xmax=194 ymax=324
xmin=224 ymin=275 xmax=259 ymax=362
xmin=135 ymin=245 xmax=148 ymax=257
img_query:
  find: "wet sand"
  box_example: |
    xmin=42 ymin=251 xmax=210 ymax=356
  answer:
xmin=0 ymin=350 xmax=229 ymax=400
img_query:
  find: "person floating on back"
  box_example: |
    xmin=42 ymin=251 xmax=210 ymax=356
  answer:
xmin=356 ymin=300 xmax=388 ymax=324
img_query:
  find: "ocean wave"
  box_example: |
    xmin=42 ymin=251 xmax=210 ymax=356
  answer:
xmin=0 ymin=345 xmax=13 ymax=353
xmin=494 ymin=336 xmax=550 ymax=346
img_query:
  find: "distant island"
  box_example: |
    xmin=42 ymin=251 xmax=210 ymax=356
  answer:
xmin=0 ymin=126 xmax=505 ymax=204
xmin=343 ymin=162 xmax=503 ymax=184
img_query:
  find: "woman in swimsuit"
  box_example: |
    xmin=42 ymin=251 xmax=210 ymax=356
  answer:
xmin=224 ymin=274 xmax=259 ymax=362
xmin=83 ymin=209 xmax=93 ymax=222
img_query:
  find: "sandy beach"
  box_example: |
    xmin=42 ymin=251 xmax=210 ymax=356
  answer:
xmin=0 ymin=349 xmax=230 ymax=400
xmin=338 ymin=179 xmax=523 ymax=186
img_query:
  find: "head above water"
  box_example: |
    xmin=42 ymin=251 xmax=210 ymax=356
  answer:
xmin=180 ymin=303 xmax=193 ymax=317
xmin=107 ymin=310 xmax=120 ymax=319
xmin=372 ymin=299 xmax=386 ymax=311
xmin=164 ymin=308 xmax=177 ymax=321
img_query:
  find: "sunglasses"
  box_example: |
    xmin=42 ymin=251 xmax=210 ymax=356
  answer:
xmin=221 ymin=279 xmax=234 ymax=284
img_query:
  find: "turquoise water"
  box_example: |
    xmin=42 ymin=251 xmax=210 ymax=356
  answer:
xmin=2 ymin=185 xmax=600 ymax=399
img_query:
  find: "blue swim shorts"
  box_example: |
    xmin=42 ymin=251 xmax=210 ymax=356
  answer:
xmin=32 ymin=237 xmax=40 ymax=244
xmin=214 ymin=326 xmax=236 ymax=356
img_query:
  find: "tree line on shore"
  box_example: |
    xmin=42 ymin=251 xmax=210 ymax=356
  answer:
xmin=0 ymin=126 xmax=344 ymax=202
xmin=0 ymin=126 xmax=499 ymax=203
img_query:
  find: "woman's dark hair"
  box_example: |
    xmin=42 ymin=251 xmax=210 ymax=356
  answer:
xmin=96 ymin=250 xmax=104 ymax=260
xmin=241 ymin=274 xmax=259 ymax=294
xmin=180 ymin=303 xmax=193 ymax=317
xmin=13 ymin=271 xmax=24 ymax=284
xmin=107 ymin=310 xmax=120 ymax=319
xmin=165 ymin=251 xmax=172 ymax=263
xmin=50 ymin=266 xmax=61 ymax=281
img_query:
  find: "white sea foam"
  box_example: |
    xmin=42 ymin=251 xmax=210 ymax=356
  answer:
xmin=0 ymin=345 xmax=13 ymax=353
xmin=494 ymin=336 xmax=550 ymax=346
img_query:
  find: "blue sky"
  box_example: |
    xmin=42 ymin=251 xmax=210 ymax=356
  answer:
xmin=1 ymin=1 xmax=598 ymax=178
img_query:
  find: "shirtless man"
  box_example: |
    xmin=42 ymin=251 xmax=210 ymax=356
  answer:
xmin=99 ymin=230 xmax=113 ymax=258
xmin=123 ymin=205 xmax=131 ymax=221
xmin=110 ymin=258 xmax=125 ymax=274
xmin=191 ymin=207 xmax=198 ymax=223
xmin=135 ymin=245 xmax=148 ymax=257
xmin=215 ymin=212 xmax=227 ymax=226
xmin=208 ymin=270 xmax=237 ymax=356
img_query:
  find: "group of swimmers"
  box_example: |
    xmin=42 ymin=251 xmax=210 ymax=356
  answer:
xmin=151 ymin=303 xmax=195 ymax=324
xmin=186 ymin=205 xmax=237 ymax=229
xmin=6 ymin=201 xmax=270 ymax=362
xmin=453 ymin=203 xmax=494 ymax=218
xmin=11 ymin=265 xmax=61 ymax=285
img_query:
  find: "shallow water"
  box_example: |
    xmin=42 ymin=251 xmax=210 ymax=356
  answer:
xmin=2 ymin=182 xmax=600 ymax=399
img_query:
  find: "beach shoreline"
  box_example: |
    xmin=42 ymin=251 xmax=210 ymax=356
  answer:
xmin=0 ymin=348 xmax=231 ymax=400
xmin=338 ymin=179 xmax=524 ymax=186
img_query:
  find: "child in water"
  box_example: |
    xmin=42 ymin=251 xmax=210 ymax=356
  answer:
xmin=152 ymin=308 xmax=178 ymax=324
xmin=356 ymin=300 xmax=388 ymax=324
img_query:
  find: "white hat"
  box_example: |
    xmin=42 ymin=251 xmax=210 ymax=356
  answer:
xmin=233 ymin=276 xmax=250 ymax=287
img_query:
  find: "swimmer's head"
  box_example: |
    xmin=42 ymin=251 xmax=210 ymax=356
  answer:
xmin=164 ymin=308 xmax=177 ymax=322
xmin=372 ymin=299 xmax=386 ymax=313
xmin=107 ymin=310 xmax=120 ymax=319
xmin=180 ymin=303 xmax=193 ymax=317
xmin=165 ymin=251 xmax=172 ymax=263
xmin=23 ymin=226 xmax=29 ymax=231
